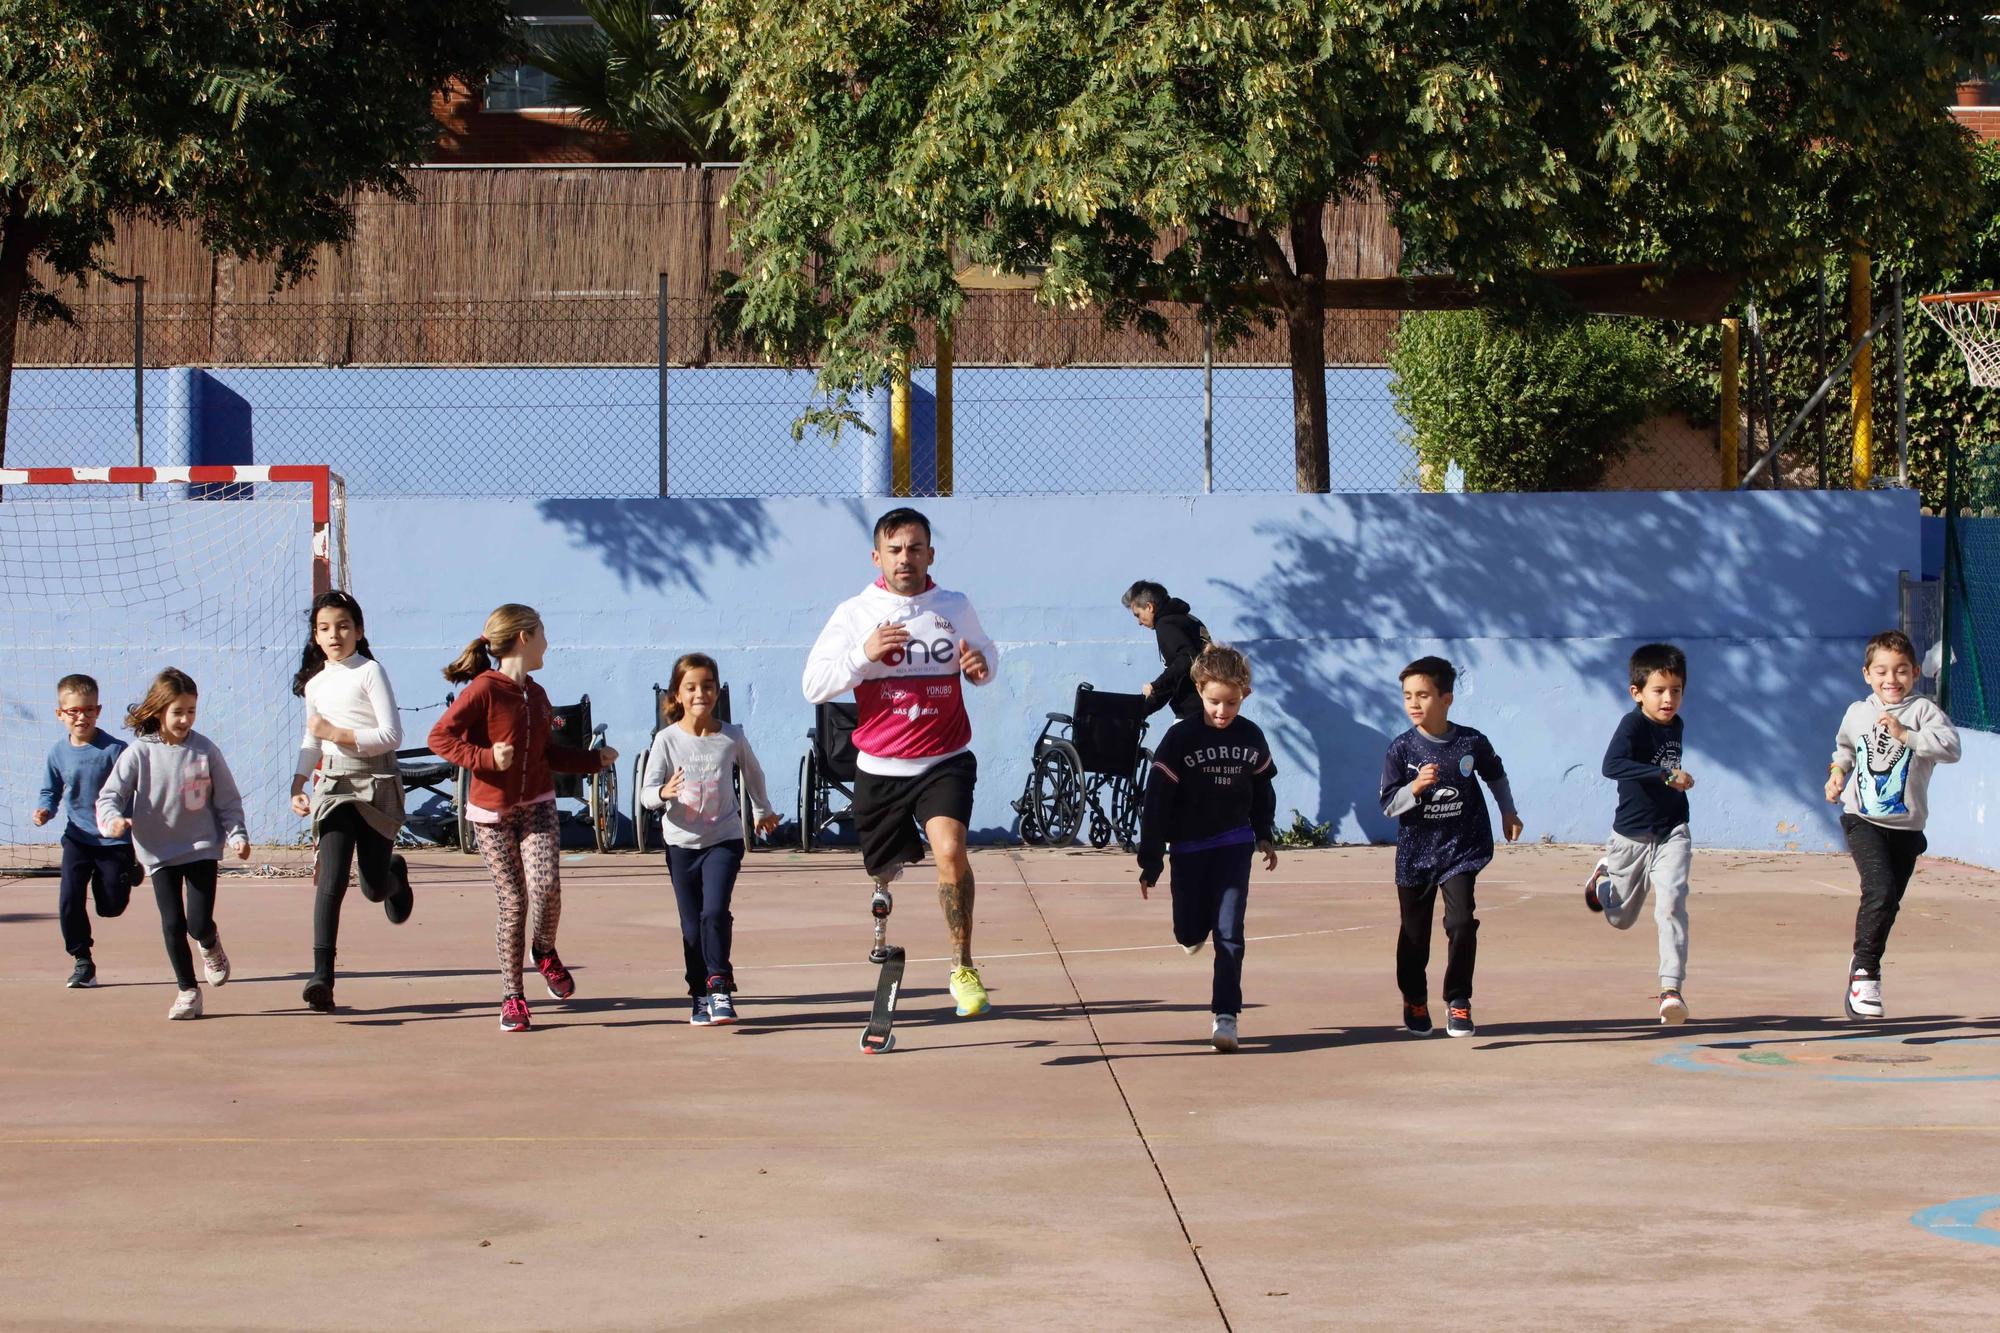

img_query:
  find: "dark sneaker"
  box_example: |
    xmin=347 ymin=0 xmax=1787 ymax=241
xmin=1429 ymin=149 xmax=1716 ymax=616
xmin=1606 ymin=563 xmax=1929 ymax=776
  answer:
xmin=302 ymin=976 xmax=335 ymax=1013
xmin=1583 ymin=859 xmax=1607 ymax=913
xmin=708 ymin=991 xmax=738 ymax=1025
xmin=689 ymin=996 xmax=713 ymax=1026
xmin=1445 ymin=1003 xmax=1475 ymax=1037
xmin=1403 ymin=1001 xmax=1433 ymax=1036
xmin=533 ymin=947 xmax=575 ymax=1001
xmin=500 ymin=994 xmax=531 ymax=1032
xmin=384 ymin=854 xmax=414 ymax=925
xmin=67 ymin=958 xmax=97 ymax=989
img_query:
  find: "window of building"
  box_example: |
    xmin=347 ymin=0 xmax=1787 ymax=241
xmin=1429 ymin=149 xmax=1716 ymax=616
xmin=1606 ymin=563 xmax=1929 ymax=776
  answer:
xmin=483 ymin=17 xmax=595 ymax=112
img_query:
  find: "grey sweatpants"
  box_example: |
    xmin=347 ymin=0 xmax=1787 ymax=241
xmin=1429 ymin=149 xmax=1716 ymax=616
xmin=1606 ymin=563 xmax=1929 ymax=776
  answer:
xmin=1599 ymin=824 xmax=1691 ymax=989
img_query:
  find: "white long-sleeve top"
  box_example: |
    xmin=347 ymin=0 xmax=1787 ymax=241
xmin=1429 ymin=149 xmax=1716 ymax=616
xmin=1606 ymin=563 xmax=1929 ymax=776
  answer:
xmin=295 ymin=655 xmax=404 ymax=778
xmin=801 ymin=577 xmax=997 ymax=776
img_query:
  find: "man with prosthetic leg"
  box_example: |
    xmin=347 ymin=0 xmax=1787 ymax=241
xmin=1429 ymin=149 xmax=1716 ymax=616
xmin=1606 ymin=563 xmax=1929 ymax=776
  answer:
xmin=803 ymin=508 xmax=998 ymax=1052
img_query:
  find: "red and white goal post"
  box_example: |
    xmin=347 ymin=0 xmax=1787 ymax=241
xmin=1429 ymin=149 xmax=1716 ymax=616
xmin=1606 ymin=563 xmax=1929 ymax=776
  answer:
xmin=0 ymin=465 xmax=347 ymax=876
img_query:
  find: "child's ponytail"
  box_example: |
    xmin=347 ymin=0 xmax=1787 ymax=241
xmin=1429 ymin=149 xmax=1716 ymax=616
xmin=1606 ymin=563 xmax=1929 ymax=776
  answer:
xmin=444 ymin=603 xmax=541 ymax=683
xmin=442 ymin=636 xmax=495 ymax=684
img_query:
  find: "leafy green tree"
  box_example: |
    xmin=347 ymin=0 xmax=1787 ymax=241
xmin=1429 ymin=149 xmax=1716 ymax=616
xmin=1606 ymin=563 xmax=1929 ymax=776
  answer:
xmin=527 ymin=0 xmax=728 ymax=160
xmin=697 ymin=2 xmax=1996 ymax=491
xmin=0 ymin=1 xmax=513 ymax=464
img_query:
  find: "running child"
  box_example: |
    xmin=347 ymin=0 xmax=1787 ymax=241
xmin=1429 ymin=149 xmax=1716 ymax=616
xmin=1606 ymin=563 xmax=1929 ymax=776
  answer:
xmin=32 ymin=673 xmax=137 ymax=989
xmin=639 ymin=653 xmax=779 ymax=1026
xmin=1582 ymin=643 xmax=1696 ymax=1025
xmin=290 ymin=590 xmax=413 ymax=1013
xmin=1379 ymin=657 xmax=1522 ymax=1038
xmin=1135 ymin=644 xmax=1278 ymax=1053
xmin=428 ymin=604 xmax=618 ymax=1033
xmin=95 ymin=669 xmax=248 ymax=1020
xmin=1826 ymin=629 xmax=1961 ymax=1019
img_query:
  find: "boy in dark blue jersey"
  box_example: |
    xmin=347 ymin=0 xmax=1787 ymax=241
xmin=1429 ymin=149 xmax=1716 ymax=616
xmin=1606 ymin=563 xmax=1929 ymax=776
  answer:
xmin=1582 ymin=643 xmax=1695 ymax=1025
xmin=1136 ymin=644 xmax=1278 ymax=1053
xmin=1379 ymin=657 xmax=1522 ymax=1038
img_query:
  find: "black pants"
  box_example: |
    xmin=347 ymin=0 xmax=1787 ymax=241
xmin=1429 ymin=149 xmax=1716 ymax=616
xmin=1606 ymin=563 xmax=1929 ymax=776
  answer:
xmin=1169 ymin=841 xmax=1252 ymax=1016
xmin=1842 ymin=814 xmax=1927 ymax=976
xmin=1396 ymin=872 xmax=1479 ymax=1005
xmin=58 ymin=827 xmax=135 ymax=958
xmin=666 ymin=839 xmax=743 ymax=997
xmin=152 ymin=860 xmax=220 ymax=989
xmin=313 ymin=804 xmax=397 ymax=952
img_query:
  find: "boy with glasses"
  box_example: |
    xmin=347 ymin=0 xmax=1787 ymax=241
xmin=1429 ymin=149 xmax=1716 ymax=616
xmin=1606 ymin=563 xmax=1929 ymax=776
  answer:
xmin=32 ymin=674 xmax=137 ymax=987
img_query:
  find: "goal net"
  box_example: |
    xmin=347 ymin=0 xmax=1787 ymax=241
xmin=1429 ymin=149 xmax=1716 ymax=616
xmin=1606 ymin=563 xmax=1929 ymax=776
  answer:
xmin=0 ymin=467 xmax=343 ymax=880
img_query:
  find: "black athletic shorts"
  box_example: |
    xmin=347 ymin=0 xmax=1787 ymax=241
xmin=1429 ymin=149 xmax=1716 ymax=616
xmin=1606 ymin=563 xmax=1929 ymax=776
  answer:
xmin=853 ymin=752 xmax=977 ymax=881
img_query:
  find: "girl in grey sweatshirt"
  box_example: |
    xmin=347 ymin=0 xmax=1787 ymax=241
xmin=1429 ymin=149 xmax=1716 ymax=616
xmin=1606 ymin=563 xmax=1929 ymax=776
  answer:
xmin=96 ymin=669 xmax=249 ymax=1019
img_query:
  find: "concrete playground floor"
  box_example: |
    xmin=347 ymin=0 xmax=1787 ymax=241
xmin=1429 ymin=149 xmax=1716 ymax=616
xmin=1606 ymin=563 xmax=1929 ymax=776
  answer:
xmin=2 ymin=842 xmax=1997 ymax=1331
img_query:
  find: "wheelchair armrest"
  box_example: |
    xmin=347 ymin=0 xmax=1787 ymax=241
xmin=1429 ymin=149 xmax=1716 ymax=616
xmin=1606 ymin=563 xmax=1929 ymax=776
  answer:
xmin=1045 ymin=712 xmax=1073 ymax=724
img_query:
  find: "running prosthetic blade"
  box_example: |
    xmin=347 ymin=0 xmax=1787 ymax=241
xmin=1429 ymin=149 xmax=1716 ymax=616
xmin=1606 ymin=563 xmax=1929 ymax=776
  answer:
xmin=861 ymin=946 xmax=906 ymax=1054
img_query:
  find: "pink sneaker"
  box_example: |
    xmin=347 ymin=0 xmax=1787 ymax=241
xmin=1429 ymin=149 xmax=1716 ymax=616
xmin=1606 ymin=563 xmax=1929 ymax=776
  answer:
xmin=533 ymin=948 xmax=575 ymax=1001
xmin=500 ymin=994 xmax=531 ymax=1032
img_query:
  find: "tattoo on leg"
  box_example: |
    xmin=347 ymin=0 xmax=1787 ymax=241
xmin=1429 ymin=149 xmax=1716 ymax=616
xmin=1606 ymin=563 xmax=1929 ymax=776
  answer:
xmin=939 ymin=874 xmax=975 ymax=968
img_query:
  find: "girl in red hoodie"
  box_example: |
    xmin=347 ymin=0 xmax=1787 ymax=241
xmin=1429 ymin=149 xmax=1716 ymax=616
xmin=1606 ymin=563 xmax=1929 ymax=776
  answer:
xmin=429 ymin=604 xmax=618 ymax=1032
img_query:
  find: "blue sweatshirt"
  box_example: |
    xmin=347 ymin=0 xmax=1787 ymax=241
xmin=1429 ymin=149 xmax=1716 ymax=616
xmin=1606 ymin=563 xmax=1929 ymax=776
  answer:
xmin=38 ymin=731 xmax=130 ymax=847
xmin=1602 ymin=707 xmax=1688 ymax=839
xmin=1379 ymin=724 xmax=1515 ymax=887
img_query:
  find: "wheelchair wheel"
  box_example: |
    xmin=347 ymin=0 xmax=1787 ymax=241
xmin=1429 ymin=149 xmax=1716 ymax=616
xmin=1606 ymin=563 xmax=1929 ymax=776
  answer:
xmin=1088 ymin=808 xmax=1112 ymax=849
xmin=798 ymin=752 xmax=818 ymax=852
xmin=1026 ymin=741 xmax=1084 ymax=846
xmin=1012 ymin=776 xmax=1045 ymax=846
xmin=590 ymin=755 xmax=618 ymax=852
xmin=454 ymin=767 xmax=477 ymax=856
xmin=1112 ymin=750 xmax=1149 ymax=852
xmin=631 ymin=750 xmax=653 ymax=855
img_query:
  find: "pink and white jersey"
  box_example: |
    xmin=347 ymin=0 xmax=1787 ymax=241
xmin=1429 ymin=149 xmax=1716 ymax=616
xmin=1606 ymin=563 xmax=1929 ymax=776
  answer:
xmin=802 ymin=578 xmax=998 ymax=776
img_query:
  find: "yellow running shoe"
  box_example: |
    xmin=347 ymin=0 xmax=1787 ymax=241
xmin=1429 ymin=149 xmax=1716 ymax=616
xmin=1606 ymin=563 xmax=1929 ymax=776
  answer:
xmin=949 ymin=965 xmax=989 ymax=1017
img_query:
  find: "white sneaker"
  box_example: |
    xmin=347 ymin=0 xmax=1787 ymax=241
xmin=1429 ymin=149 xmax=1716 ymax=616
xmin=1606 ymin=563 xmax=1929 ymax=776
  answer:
xmin=168 ymin=987 xmax=203 ymax=1020
xmin=1180 ymin=939 xmax=1206 ymax=957
xmin=1658 ymin=988 xmax=1688 ymax=1025
xmin=1846 ymin=963 xmax=1883 ymax=1020
xmin=1210 ymin=1013 xmax=1239 ymax=1052
xmin=198 ymin=935 xmax=230 ymax=986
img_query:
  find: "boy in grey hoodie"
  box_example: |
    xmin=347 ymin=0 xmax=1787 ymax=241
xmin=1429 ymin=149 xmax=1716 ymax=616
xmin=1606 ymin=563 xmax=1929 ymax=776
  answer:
xmin=1825 ymin=630 xmax=1960 ymax=1020
xmin=97 ymin=669 xmax=249 ymax=1020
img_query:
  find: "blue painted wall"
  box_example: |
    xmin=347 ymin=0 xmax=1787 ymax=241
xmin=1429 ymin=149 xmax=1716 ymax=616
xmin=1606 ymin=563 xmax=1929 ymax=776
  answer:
xmin=327 ymin=489 xmax=1927 ymax=857
xmin=7 ymin=366 xmax=1407 ymax=496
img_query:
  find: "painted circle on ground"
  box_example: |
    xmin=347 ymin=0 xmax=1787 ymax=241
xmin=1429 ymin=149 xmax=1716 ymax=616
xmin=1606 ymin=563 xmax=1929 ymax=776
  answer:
xmin=1911 ymin=1196 xmax=2000 ymax=1248
xmin=1655 ymin=1033 xmax=2000 ymax=1083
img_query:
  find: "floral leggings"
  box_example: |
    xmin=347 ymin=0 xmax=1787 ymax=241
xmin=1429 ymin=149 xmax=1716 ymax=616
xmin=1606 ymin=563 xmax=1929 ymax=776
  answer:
xmin=474 ymin=800 xmax=562 ymax=997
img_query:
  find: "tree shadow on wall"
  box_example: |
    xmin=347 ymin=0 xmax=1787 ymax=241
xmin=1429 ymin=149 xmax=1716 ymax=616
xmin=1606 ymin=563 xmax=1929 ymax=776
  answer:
xmin=535 ymin=498 xmax=782 ymax=594
xmin=1214 ymin=493 xmax=1871 ymax=845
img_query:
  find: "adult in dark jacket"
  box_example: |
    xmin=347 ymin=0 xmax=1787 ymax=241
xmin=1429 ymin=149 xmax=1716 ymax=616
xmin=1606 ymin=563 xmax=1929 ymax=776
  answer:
xmin=1121 ymin=580 xmax=1209 ymax=723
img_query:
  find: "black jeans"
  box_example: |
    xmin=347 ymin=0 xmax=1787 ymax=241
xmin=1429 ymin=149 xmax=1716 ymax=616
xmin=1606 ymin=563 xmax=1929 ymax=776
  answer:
xmin=1396 ymin=872 xmax=1479 ymax=1005
xmin=152 ymin=860 xmax=220 ymax=989
xmin=58 ymin=827 xmax=135 ymax=958
xmin=1169 ymin=841 xmax=1253 ymax=1016
xmin=313 ymin=804 xmax=397 ymax=951
xmin=1842 ymin=814 xmax=1927 ymax=975
xmin=666 ymin=839 xmax=744 ymax=996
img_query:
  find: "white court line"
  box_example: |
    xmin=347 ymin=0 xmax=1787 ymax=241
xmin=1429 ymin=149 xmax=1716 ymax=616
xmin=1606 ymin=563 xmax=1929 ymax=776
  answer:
xmin=1811 ymin=879 xmax=1856 ymax=893
xmin=1002 ymin=877 xmax=1522 ymax=887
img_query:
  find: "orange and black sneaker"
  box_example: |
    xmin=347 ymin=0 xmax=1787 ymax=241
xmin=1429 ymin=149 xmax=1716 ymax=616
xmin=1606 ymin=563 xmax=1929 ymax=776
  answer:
xmin=1445 ymin=1002 xmax=1475 ymax=1038
xmin=1402 ymin=1001 xmax=1433 ymax=1036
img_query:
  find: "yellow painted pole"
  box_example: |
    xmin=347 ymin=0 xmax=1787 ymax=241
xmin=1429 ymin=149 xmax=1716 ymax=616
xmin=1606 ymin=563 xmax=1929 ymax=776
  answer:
xmin=1851 ymin=251 xmax=1873 ymax=489
xmin=891 ymin=347 xmax=912 ymax=498
xmin=1720 ymin=317 xmax=1740 ymax=488
xmin=936 ymin=320 xmax=953 ymax=497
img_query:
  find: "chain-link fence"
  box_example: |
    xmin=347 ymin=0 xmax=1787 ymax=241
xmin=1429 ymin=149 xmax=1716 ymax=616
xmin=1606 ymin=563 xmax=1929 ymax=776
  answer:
xmin=1940 ymin=425 xmax=2000 ymax=732
xmin=10 ymin=291 xmax=1731 ymax=497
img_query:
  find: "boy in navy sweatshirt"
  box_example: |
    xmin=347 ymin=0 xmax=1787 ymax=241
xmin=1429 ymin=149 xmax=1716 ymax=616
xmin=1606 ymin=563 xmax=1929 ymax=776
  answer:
xmin=1583 ymin=643 xmax=1695 ymax=1024
xmin=1379 ymin=657 xmax=1522 ymax=1038
xmin=31 ymin=673 xmax=136 ymax=989
xmin=1136 ymin=644 xmax=1278 ymax=1053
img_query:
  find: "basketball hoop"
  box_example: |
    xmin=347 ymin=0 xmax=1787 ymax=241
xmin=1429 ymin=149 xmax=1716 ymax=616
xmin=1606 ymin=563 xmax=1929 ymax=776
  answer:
xmin=1920 ymin=290 xmax=2000 ymax=387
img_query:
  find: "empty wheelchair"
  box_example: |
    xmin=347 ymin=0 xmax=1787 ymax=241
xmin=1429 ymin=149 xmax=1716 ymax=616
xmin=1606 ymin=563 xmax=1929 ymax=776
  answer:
xmin=798 ymin=700 xmax=859 ymax=852
xmin=631 ymin=682 xmax=749 ymax=855
xmin=548 ymin=695 xmax=618 ymax=852
xmin=1014 ymin=683 xmax=1151 ymax=850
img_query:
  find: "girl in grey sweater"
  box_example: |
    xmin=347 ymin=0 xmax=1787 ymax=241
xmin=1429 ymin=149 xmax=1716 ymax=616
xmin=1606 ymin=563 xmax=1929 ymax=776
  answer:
xmin=640 ymin=653 xmax=777 ymax=1025
xmin=97 ymin=669 xmax=249 ymax=1020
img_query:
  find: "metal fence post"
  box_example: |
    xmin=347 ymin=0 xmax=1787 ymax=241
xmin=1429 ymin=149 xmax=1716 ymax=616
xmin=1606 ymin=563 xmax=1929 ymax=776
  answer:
xmin=1893 ymin=270 xmax=1908 ymax=488
xmin=1201 ymin=321 xmax=1214 ymax=494
xmin=657 ymin=272 xmax=670 ymax=497
xmin=134 ymin=275 xmax=145 ymax=498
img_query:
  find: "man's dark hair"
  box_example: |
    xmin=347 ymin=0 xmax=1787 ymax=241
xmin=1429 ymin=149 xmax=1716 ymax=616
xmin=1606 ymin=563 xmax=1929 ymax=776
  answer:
xmin=1864 ymin=629 xmax=1917 ymax=668
xmin=1120 ymin=580 xmax=1169 ymax=611
xmin=1398 ymin=656 xmax=1456 ymax=694
xmin=1629 ymin=643 xmax=1688 ymax=689
xmin=872 ymin=507 xmax=932 ymax=545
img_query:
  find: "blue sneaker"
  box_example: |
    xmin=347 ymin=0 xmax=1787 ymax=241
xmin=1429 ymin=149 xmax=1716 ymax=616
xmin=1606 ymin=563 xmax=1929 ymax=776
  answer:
xmin=707 ymin=991 xmax=738 ymax=1025
xmin=689 ymin=996 xmax=712 ymax=1026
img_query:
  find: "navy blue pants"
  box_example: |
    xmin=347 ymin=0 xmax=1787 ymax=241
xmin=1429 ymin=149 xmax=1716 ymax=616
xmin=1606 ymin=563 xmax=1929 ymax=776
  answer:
xmin=1169 ymin=842 xmax=1252 ymax=1017
xmin=666 ymin=839 xmax=744 ymax=997
xmin=59 ymin=827 xmax=135 ymax=959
